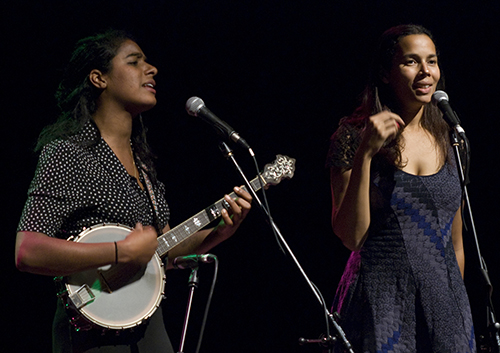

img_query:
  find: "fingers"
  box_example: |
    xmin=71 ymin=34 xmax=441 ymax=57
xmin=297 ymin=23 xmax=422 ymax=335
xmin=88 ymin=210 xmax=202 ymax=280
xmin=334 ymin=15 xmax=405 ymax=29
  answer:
xmin=133 ymin=223 xmax=157 ymax=241
xmin=233 ymin=186 xmax=253 ymax=209
xmin=362 ymin=111 xmax=404 ymax=155
xmin=370 ymin=111 xmax=404 ymax=133
xmin=220 ymin=186 xmax=252 ymax=226
xmin=118 ymin=223 xmax=158 ymax=264
xmin=386 ymin=113 xmax=405 ymax=134
xmin=220 ymin=206 xmax=234 ymax=226
xmin=386 ymin=111 xmax=405 ymax=128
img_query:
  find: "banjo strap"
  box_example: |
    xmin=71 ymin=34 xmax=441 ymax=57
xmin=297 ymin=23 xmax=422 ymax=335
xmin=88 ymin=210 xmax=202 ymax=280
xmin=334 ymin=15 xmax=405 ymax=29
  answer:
xmin=139 ymin=165 xmax=162 ymax=235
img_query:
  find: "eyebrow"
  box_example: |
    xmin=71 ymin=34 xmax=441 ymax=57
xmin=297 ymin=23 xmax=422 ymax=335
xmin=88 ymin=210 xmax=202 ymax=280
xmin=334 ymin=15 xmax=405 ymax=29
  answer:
xmin=403 ymin=53 xmax=438 ymax=58
xmin=125 ymin=52 xmax=147 ymax=60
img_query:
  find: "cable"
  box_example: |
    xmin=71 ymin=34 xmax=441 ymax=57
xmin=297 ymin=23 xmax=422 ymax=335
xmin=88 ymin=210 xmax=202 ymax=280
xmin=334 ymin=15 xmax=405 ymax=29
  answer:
xmin=195 ymin=257 xmax=219 ymax=353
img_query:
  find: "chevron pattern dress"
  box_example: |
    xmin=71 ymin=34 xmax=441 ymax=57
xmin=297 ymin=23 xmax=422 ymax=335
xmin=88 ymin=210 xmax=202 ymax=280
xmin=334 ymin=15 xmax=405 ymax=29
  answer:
xmin=327 ymin=122 xmax=476 ymax=353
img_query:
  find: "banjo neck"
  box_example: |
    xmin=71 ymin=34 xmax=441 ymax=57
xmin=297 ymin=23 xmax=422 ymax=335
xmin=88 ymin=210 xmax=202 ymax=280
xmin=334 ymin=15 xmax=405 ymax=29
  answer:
xmin=155 ymin=154 xmax=296 ymax=258
xmin=155 ymin=176 xmax=262 ymax=258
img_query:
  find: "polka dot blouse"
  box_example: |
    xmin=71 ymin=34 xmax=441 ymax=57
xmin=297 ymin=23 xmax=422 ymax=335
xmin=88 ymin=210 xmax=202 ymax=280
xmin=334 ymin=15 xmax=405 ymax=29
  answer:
xmin=17 ymin=120 xmax=170 ymax=239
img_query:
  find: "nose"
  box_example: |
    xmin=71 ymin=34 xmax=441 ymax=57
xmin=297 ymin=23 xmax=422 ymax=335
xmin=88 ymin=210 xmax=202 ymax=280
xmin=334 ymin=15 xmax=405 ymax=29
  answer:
xmin=146 ymin=63 xmax=158 ymax=76
xmin=420 ymin=62 xmax=430 ymax=75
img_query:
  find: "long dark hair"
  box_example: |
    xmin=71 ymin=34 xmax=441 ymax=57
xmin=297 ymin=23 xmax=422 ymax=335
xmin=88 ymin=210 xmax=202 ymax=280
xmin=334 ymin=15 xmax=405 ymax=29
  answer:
xmin=36 ymin=29 xmax=158 ymax=180
xmin=348 ymin=24 xmax=450 ymax=168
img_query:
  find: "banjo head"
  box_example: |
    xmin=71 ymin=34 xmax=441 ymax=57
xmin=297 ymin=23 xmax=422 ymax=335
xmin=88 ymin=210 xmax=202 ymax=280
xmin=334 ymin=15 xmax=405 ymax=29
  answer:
xmin=64 ymin=223 xmax=166 ymax=330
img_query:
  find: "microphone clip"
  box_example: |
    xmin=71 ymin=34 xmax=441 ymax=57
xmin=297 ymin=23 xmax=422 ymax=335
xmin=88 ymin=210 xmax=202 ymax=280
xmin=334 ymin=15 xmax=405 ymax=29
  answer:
xmin=173 ymin=254 xmax=217 ymax=270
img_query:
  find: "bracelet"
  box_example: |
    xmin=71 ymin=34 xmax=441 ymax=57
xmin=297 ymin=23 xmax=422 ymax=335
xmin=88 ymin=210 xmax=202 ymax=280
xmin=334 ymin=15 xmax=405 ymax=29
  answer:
xmin=114 ymin=241 xmax=118 ymax=264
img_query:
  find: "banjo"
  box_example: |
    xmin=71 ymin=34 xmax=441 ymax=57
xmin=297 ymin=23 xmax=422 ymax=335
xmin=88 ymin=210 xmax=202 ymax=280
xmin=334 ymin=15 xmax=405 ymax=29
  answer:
xmin=57 ymin=154 xmax=296 ymax=331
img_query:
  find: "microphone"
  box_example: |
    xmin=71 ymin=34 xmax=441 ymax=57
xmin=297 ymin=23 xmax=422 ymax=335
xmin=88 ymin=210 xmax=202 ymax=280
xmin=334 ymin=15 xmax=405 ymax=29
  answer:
xmin=185 ymin=96 xmax=254 ymax=155
xmin=432 ymin=90 xmax=466 ymax=137
xmin=172 ymin=254 xmax=217 ymax=270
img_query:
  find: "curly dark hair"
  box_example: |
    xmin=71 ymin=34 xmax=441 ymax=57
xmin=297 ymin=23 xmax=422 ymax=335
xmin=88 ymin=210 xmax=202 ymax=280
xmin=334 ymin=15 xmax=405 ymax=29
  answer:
xmin=347 ymin=24 xmax=450 ymax=169
xmin=36 ymin=29 xmax=158 ymax=181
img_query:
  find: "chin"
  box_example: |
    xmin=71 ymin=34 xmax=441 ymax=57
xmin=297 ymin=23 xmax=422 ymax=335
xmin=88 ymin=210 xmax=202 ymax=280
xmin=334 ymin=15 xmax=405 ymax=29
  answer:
xmin=141 ymin=100 xmax=158 ymax=113
xmin=413 ymin=94 xmax=432 ymax=105
xmin=422 ymin=97 xmax=433 ymax=105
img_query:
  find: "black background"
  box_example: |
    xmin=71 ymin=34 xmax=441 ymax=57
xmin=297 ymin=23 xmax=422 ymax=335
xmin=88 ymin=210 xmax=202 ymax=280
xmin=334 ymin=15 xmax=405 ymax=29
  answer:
xmin=3 ymin=1 xmax=499 ymax=352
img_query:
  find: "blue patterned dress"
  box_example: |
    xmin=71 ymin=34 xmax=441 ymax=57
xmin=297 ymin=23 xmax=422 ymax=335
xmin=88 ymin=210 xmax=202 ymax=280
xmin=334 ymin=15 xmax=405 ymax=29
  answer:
xmin=327 ymin=122 xmax=476 ymax=353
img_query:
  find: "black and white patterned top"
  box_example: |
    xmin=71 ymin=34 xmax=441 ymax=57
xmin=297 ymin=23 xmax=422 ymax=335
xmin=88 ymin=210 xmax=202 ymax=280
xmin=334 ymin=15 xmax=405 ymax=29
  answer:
xmin=17 ymin=120 xmax=170 ymax=239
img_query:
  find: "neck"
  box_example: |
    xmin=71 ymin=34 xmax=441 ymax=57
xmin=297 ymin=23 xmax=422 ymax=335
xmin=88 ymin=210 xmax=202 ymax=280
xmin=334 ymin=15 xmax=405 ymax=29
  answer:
xmin=398 ymin=104 xmax=425 ymax=130
xmin=93 ymin=108 xmax=136 ymax=151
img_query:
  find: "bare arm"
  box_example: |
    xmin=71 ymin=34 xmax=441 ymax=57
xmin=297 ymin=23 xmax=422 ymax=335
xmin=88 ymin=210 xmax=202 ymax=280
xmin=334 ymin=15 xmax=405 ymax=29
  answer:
xmin=15 ymin=223 xmax=159 ymax=277
xmin=451 ymin=207 xmax=465 ymax=278
xmin=331 ymin=154 xmax=372 ymax=251
xmin=330 ymin=111 xmax=404 ymax=251
xmin=16 ymin=186 xmax=252 ymax=275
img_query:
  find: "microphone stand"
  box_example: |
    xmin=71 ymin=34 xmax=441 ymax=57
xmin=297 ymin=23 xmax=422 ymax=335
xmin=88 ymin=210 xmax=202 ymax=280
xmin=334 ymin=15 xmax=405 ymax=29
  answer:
xmin=218 ymin=141 xmax=354 ymax=353
xmin=177 ymin=267 xmax=199 ymax=353
xmin=450 ymin=131 xmax=500 ymax=352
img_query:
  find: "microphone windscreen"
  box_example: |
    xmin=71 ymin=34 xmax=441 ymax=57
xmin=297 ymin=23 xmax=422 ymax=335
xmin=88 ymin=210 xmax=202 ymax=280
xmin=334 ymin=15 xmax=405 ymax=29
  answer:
xmin=432 ymin=90 xmax=449 ymax=105
xmin=185 ymin=96 xmax=205 ymax=116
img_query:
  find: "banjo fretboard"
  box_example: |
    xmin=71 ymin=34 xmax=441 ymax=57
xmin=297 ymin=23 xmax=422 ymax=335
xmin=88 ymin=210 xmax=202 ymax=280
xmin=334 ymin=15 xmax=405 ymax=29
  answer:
xmin=155 ymin=176 xmax=264 ymax=258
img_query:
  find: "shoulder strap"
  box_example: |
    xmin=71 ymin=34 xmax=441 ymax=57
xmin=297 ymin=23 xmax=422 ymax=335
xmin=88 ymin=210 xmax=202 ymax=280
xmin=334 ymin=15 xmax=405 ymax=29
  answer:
xmin=139 ymin=165 xmax=162 ymax=235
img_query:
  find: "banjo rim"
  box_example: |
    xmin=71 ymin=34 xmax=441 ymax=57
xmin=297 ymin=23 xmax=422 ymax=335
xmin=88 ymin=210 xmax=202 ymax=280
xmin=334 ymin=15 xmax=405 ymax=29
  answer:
xmin=62 ymin=223 xmax=166 ymax=331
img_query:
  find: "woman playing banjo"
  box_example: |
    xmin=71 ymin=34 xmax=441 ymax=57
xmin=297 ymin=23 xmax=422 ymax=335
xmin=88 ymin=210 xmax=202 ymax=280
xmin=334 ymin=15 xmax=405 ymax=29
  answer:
xmin=15 ymin=29 xmax=252 ymax=352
